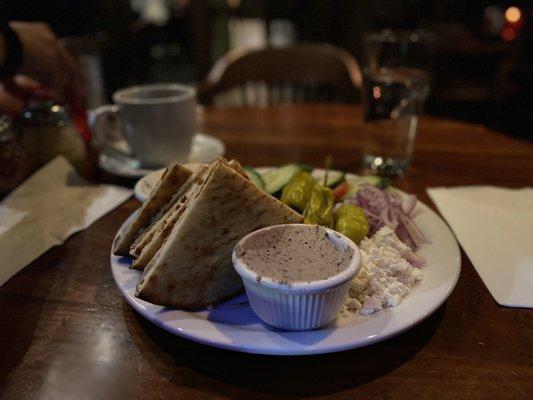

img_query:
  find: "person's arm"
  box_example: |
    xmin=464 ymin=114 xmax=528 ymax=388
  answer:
xmin=0 ymin=12 xmax=10 ymax=65
xmin=0 ymin=22 xmax=23 ymax=79
xmin=0 ymin=35 xmax=5 ymax=64
xmin=12 ymin=22 xmax=80 ymax=98
xmin=0 ymin=21 xmax=27 ymax=115
xmin=0 ymin=21 xmax=82 ymax=105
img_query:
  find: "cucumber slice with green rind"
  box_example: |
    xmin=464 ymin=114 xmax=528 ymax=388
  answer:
xmin=243 ymin=167 xmax=265 ymax=190
xmin=345 ymin=174 xmax=383 ymax=186
xmin=360 ymin=175 xmax=382 ymax=186
xmin=262 ymin=164 xmax=302 ymax=194
xmin=298 ymin=164 xmax=314 ymax=172
xmin=311 ymin=169 xmax=345 ymax=187
xmin=343 ymin=174 xmax=384 ymax=198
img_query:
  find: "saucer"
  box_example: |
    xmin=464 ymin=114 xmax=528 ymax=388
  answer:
xmin=98 ymin=133 xmax=225 ymax=179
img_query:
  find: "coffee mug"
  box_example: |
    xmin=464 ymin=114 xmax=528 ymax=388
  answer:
xmin=88 ymin=83 xmax=196 ymax=167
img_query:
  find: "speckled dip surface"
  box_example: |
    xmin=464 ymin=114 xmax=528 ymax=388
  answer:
xmin=235 ymin=225 xmax=354 ymax=284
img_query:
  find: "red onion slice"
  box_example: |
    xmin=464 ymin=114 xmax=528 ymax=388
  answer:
xmin=347 ymin=184 xmax=430 ymax=255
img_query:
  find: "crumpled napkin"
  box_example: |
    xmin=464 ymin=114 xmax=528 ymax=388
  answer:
xmin=0 ymin=156 xmax=131 ymax=287
xmin=427 ymin=186 xmax=533 ymax=308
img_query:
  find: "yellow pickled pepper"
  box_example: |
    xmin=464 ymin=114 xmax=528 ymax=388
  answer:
xmin=303 ymin=185 xmax=335 ymax=228
xmin=281 ymin=171 xmax=316 ymax=212
xmin=334 ymin=203 xmax=369 ymax=244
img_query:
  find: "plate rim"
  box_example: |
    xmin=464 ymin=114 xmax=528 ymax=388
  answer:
xmin=115 ymin=168 xmax=461 ymax=355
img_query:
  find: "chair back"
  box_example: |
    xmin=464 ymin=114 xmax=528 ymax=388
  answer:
xmin=198 ymin=43 xmax=362 ymax=106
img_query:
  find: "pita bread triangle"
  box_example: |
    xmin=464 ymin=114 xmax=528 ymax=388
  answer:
xmin=112 ymin=163 xmax=192 ymax=255
xmin=130 ymin=160 xmax=249 ymax=269
xmin=130 ymin=163 xmax=211 ymax=269
xmin=135 ymin=158 xmax=303 ymax=309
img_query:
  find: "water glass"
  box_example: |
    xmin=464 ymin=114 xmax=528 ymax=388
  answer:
xmin=361 ymin=30 xmax=434 ymax=177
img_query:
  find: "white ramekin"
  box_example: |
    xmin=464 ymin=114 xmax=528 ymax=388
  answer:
xmin=232 ymin=224 xmax=361 ymax=331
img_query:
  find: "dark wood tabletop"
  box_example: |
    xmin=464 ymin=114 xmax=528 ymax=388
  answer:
xmin=1 ymin=105 xmax=532 ymax=400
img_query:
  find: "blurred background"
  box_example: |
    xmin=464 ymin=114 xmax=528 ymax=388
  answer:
xmin=1 ymin=0 xmax=530 ymax=138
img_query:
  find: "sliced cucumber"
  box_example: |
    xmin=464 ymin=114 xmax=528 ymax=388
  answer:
xmin=262 ymin=164 xmax=302 ymax=194
xmin=298 ymin=164 xmax=314 ymax=172
xmin=360 ymin=175 xmax=383 ymax=186
xmin=359 ymin=175 xmax=391 ymax=188
xmin=343 ymin=181 xmax=360 ymax=199
xmin=343 ymin=174 xmax=386 ymax=198
xmin=311 ymin=169 xmax=345 ymax=187
xmin=243 ymin=167 xmax=265 ymax=190
xmin=345 ymin=174 xmax=383 ymax=186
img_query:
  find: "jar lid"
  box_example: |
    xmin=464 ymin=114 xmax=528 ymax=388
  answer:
xmin=0 ymin=115 xmax=16 ymax=142
xmin=21 ymin=100 xmax=69 ymax=125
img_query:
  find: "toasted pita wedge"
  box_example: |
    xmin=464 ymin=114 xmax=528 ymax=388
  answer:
xmin=112 ymin=164 xmax=192 ymax=255
xmin=130 ymin=164 xmax=212 ymax=269
xmin=130 ymin=160 xmax=246 ymax=269
xmin=135 ymin=159 xmax=303 ymax=309
xmin=227 ymin=159 xmax=248 ymax=179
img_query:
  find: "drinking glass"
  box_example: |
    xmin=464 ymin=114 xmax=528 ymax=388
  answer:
xmin=361 ymin=30 xmax=434 ymax=177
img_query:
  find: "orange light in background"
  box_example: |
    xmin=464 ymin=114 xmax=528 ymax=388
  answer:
xmin=502 ymin=26 xmax=517 ymax=41
xmin=372 ymin=86 xmax=381 ymax=99
xmin=505 ymin=6 xmax=522 ymax=23
xmin=227 ymin=0 xmax=241 ymax=9
xmin=501 ymin=6 xmax=522 ymax=41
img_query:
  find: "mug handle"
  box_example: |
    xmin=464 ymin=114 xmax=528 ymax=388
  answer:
xmin=87 ymin=104 xmax=122 ymax=147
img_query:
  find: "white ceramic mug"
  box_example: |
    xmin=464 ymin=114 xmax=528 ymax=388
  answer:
xmin=88 ymin=83 xmax=196 ymax=167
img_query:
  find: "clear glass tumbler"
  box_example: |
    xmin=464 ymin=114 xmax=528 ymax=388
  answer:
xmin=361 ymin=30 xmax=434 ymax=177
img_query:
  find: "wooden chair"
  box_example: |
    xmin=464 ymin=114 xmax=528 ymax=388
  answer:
xmin=197 ymin=43 xmax=362 ymax=106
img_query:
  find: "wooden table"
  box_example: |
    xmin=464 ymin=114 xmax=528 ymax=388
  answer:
xmin=1 ymin=105 xmax=532 ymax=399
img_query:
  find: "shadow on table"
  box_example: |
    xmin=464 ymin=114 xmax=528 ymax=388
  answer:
xmin=126 ymin=302 xmax=446 ymax=397
xmin=0 ymin=247 xmax=65 ymax=395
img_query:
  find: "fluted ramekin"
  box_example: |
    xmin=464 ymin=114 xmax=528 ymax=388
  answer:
xmin=232 ymin=224 xmax=361 ymax=331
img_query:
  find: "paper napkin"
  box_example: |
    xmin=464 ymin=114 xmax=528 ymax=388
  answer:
xmin=427 ymin=186 xmax=533 ymax=308
xmin=0 ymin=156 xmax=132 ymax=287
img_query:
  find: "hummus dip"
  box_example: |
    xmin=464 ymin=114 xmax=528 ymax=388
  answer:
xmin=234 ymin=224 xmax=354 ymax=284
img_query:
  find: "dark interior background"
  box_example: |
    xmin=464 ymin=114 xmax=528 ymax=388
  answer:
xmin=1 ymin=0 xmax=531 ymax=138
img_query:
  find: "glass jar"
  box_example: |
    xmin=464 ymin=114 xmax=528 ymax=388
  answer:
xmin=0 ymin=115 xmax=33 ymax=195
xmin=19 ymin=100 xmax=89 ymax=174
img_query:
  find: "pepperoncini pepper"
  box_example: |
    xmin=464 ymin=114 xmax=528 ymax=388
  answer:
xmin=303 ymin=185 xmax=335 ymax=228
xmin=281 ymin=171 xmax=315 ymax=211
xmin=334 ymin=204 xmax=369 ymax=244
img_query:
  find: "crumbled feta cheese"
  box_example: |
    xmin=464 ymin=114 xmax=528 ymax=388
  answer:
xmin=343 ymin=226 xmax=423 ymax=315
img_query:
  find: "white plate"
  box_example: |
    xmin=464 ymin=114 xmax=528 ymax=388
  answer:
xmin=99 ymin=133 xmax=225 ymax=179
xmin=112 ymin=169 xmax=461 ymax=355
xmin=134 ymin=164 xmax=207 ymax=202
xmin=134 ymin=169 xmax=165 ymax=201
